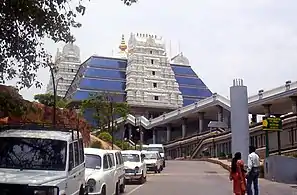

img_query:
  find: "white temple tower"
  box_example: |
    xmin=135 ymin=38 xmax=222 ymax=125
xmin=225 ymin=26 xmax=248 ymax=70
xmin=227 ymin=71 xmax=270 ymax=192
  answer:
xmin=46 ymin=43 xmax=81 ymax=97
xmin=125 ymin=33 xmax=183 ymax=109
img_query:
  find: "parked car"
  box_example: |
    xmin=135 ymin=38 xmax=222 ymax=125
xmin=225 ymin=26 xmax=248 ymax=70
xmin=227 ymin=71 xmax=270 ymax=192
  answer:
xmin=121 ymin=150 xmax=147 ymax=184
xmin=147 ymin=144 xmax=166 ymax=167
xmin=106 ymin=150 xmax=125 ymax=194
xmin=0 ymin=123 xmax=87 ymax=195
xmin=142 ymin=151 xmax=162 ymax=173
xmin=85 ymin=148 xmax=118 ymax=195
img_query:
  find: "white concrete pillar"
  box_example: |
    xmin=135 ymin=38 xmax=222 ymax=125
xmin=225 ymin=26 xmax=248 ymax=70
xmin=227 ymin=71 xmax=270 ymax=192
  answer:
xmin=290 ymin=96 xmax=297 ymax=113
xmin=166 ymin=124 xmax=171 ymax=142
xmin=198 ymin=112 xmax=204 ymax=134
xmin=182 ymin=118 xmax=187 ymax=138
xmin=217 ymin=105 xmax=223 ymax=122
xmin=152 ymin=128 xmax=156 ymax=144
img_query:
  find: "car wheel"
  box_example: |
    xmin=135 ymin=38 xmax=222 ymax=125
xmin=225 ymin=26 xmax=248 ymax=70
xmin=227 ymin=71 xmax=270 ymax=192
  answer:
xmin=115 ymin=182 xmax=120 ymax=195
xmin=120 ymin=183 xmax=125 ymax=193
xmin=139 ymin=173 xmax=146 ymax=184
xmin=101 ymin=186 xmax=106 ymax=195
xmin=79 ymin=186 xmax=85 ymax=195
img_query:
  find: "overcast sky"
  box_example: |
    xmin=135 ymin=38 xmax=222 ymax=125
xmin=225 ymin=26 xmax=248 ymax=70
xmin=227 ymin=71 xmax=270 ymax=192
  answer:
xmin=9 ymin=0 xmax=297 ymax=100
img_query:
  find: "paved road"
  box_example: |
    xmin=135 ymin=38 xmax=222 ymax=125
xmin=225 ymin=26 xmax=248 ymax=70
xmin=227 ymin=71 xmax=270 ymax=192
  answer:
xmin=124 ymin=161 xmax=297 ymax=195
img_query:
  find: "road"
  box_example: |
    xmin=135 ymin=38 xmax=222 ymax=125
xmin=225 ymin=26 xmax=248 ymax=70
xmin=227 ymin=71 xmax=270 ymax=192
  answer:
xmin=124 ymin=161 xmax=297 ymax=195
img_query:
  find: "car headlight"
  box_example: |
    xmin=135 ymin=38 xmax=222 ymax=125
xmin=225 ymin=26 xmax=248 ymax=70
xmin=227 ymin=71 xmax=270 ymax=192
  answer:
xmin=87 ymin=179 xmax=97 ymax=193
xmin=135 ymin=166 xmax=140 ymax=173
xmin=34 ymin=187 xmax=58 ymax=195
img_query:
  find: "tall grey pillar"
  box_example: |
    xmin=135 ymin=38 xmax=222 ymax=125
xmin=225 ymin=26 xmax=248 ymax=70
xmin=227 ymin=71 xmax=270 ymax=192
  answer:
xmin=152 ymin=128 xmax=156 ymax=144
xmin=217 ymin=105 xmax=223 ymax=122
xmin=182 ymin=118 xmax=187 ymax=138
xmin=198 ymin=112 xmax=204 ymax=134
xmin=166 ymin=125 xmax=171 ymax=142
xmin=230 ymin=79 xmax=249 ymax=164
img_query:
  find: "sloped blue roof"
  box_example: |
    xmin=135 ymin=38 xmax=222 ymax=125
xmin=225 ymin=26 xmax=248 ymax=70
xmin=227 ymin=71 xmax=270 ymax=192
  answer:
xmin=65 ymin=56 xmax=212 ymax=106
xmin=171 ymin=64 xmax=212 ymax=106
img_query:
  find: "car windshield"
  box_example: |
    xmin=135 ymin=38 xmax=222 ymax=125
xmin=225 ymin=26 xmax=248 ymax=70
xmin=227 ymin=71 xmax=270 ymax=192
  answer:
xmin=147 ymin=147 xmax=164 ymax=153
xmin=85 ymin=154 xmax=101 ymax=169
xmin=122 ymin=154 xmax=140 ymax=162
xmin=0 ymin=137 xmax=67 ymax=171
xmin=144 ymin=153 xmax=157 ymax=159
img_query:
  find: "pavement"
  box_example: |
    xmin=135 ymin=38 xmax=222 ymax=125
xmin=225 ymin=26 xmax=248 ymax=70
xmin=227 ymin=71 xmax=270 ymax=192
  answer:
xmin=124 ymin=161 xmax=297 ymax=195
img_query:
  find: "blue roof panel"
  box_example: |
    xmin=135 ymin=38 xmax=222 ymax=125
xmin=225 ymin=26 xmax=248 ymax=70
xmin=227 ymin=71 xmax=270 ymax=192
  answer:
xmin=85 ymin=68 xmax=126 ymax=80
xmin=87 ymin=57 xmax=127 ymax=69
xmin=171 ymin=65 xmax=196 ymax=76
xmin=79 ymin=78 xmax=126 ymax=92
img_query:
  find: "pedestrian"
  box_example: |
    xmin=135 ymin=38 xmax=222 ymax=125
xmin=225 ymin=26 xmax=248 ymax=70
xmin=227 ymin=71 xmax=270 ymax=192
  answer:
xmin=246 ymin=145 xmax=260 ymax=195
xmin=229 ymin=152 xmax=246 ymax=195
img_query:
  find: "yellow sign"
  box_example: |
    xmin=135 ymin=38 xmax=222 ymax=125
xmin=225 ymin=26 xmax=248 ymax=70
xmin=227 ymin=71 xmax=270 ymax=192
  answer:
xmin=262 ymin=117 xmax=282 ymax=131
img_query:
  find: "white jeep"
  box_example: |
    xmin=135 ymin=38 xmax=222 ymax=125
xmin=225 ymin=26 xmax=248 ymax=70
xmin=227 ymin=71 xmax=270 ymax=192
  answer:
xmin=0 ymin=123 xmax=86 ymax=195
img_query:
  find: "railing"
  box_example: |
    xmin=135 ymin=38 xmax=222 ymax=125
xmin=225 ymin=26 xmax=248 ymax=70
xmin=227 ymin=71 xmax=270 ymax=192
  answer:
xmin=165 ymin=113 xmax=297 ymax=159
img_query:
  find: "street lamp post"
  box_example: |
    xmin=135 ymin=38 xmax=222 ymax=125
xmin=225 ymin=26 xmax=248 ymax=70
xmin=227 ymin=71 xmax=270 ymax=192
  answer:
xmin=134 ymin=116 xmax=139 ymax=150
xmin=107 ymin=96 xmax=114 ymax=150
xmin=48 ymin=63 xmax=58 ymax=127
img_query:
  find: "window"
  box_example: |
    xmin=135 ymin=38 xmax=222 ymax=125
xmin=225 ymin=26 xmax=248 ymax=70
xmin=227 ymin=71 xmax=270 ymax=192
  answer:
xmin=78 ymin=138 xmax=84 ymax=164
xmin=151 ymin=59 xmax=154 ymax=64
xmin=152 ymin=71 xmax=155 ymax=75
xmin=107 ymin=155 xmax=113 ymax=168
xmin=71 ymin=69 xmax=74 ymax=72
xmin=73 ymin=141 xmax=79 ymax=166
xmin=153 ymin=83 xmax=157 ymax=88
xmin=150 ymin=50 xmax=153 ymax=54
xmin=103 ymin=155 xmax=109 ymax=169
xmin=85 ymin=68 xmax=126 ymax=80
xmin=69 ymin=143 xmax=74 ymax=171
xmin=109 ymin=154 xmax=115 ymax=167
xmin=154 ymin=96 xmax=159 ymax=100
xmin=115 ymin=153 xmax=119 ymax=165
xmin=79 ymin=79 xmax=126 ymax=92
xmin=85 ymin=154 xmax=101 ymax=169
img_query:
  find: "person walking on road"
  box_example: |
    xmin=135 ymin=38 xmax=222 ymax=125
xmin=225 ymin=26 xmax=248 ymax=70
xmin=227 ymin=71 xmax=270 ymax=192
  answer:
xmin=229 ymin=152 xmax=246 ymax=195
xmin=246 ymin=146 xmax=260 ymax=195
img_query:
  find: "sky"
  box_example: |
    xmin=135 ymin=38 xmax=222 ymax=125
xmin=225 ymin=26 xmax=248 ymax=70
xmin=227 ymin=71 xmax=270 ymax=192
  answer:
xmin=8 ymin=0 xmax=297 ymax=100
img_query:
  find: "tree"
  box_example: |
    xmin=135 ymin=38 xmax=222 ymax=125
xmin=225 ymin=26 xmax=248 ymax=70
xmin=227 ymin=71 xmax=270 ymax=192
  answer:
xmin=0 ymin=0 xmax=138 ymax=89
xmin=34 ymin=93 xmax=68 ymax=108
xmin=81 ymin=92 xmax=130 ymax=132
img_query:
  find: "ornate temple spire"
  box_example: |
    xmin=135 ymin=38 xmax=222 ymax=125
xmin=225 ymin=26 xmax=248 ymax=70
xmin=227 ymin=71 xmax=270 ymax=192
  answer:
xmin=119 ymin=34 xmax=127 ymax=52
xmin=117 ymin=34 xmax=128 ymax=58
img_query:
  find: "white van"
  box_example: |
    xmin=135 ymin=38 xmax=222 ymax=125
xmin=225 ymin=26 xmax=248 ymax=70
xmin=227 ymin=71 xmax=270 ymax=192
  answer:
xmin=0 ymin=123 xmax=86 ymax=195
xmin=106 ymin=150 xmax=125 ymax=194
xmin=85 ymin=148 xmax=118 ymax=195
xmin=147 ymin=144 xmax=166 ymax=167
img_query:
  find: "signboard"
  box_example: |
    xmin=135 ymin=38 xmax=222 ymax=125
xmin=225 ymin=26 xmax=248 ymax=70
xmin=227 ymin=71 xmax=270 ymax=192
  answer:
xmin=262 ymin=117 xmax=282 ymax=131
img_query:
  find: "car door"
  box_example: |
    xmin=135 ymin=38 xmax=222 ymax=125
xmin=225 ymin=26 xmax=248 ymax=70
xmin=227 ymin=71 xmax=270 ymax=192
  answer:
xmin=107 ymin=154 xmax=116 ymax=194
xmin=67 ymin=142 xmax=77 ymax=195
xmin=103 ymin=155 xmax=112 ymax=194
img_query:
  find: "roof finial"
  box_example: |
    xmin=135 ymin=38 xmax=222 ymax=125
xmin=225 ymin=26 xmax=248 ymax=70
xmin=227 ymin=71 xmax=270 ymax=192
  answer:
xmin=119 ymin=34 xmax=127 ymax=52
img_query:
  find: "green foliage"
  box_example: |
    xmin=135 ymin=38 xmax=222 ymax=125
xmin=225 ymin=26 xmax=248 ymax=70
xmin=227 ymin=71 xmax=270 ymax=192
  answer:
xmin=115 ymin=140 xmax=133 ymax=150
xmin=34 ymin=93 xmax=67 ymax=108
xmin=98 ymin=131 xmax=112 ymax=143
xmin=0 ymin=0 xmax=137 ymax=88
xmin=81 ymin=92 xmax=130 ymax=132
xmin=90 ymin=140 xmax=102 ymax=149
xmin=0 ymin=91 xmax=32 ymax=118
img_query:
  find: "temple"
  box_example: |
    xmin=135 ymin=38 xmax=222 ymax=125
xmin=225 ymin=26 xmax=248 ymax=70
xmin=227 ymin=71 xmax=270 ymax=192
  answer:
xmin=46 ymin=43 xmax=81 ymax=97
xmin=64 ymin=33 xmax=212 ymax=120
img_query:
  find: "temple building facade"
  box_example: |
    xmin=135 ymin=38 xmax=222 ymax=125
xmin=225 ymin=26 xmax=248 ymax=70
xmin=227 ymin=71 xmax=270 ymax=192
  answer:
xmin=64 ymin=33 xmax=212 ymax=120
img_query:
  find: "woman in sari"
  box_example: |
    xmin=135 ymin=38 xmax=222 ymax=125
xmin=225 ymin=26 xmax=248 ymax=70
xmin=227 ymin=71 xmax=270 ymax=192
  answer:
xmin=229 ymin=152 xmax=246 ymax=195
